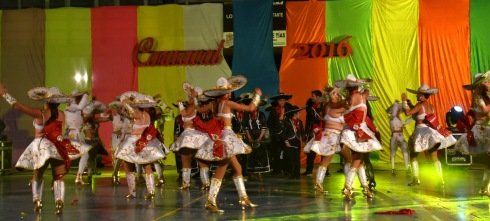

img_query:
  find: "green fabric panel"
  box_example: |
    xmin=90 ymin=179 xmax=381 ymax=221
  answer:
xmin=45 ymin=8 xmax=91 ymax=94
xmin=326 ymin=0 xmax=373 ymax=82
xmin=470 ymin=0 xmax=490 ymax=77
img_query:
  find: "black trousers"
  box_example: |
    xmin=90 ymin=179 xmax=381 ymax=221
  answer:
xmin=270 ymin=136 xmax=286 ymax=174
xmin=305 ymin=151 xmax=316 ymax=174
xmin=286 ymin=147 xmax=300 ymax=178
xmin=174 ymin=152 xmax=183 ymax=177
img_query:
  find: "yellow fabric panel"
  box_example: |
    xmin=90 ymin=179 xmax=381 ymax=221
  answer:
xmin=137 ymin=5 xmax=187 ymax=165
xmin=371 ymin=0 xmax=419 ymax=160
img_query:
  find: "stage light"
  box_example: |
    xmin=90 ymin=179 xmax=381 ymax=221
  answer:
xmin=74 ymin=72 xmax=82 ymax=84
xmin=446 ymin=105 xmax=465 ymax=132
xmin=83 ymin=72 xmax=88 ymax=84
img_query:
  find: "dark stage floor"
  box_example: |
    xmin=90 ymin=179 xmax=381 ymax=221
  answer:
xmin=0 ymin=163 xmax=489 ymax=221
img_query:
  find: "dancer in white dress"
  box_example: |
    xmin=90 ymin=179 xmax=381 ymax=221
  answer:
xmin=65 ymin=89 xmax=92 ymax=185
xmin=115 ymin=92 xmax=168 ymax=199
xmin=335 ymin=74 xmax=382 ymax=200
xmin=0 ymin=85 xmax=90 ymax=214
xmin=170 ymin=84 xmax=211 ymax=190
xmin=303 ymin=85 xmax=351 ymax=194
xmin=402 ymin=85 xmax=457 ymax=186
xmin=455 ymin=72 xmax=490 ymax=196
xmin=194 ymin=76 xmax=262 ymax=213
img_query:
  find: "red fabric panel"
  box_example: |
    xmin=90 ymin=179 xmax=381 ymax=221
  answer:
xmin=91 ymin=6 xmax=138 ymax=164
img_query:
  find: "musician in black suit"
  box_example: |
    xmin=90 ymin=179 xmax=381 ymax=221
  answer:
xmin=283 ymin=106 xmax=305 ymax=179
xmin=267 ymin=93 xmax=293 ymax=176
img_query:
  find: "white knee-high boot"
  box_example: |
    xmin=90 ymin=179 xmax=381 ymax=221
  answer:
xmin=180 ymin=168 xmax=191 ymax=190
xmin=205 ymin=178 xmax=224 ymax=213
xmin=434 ymin=161 xmax=444 ymax=185
xmin=343 ymin=168 xmax=357 ymax=199
xmin=125 ymin=172 xmax=136 ymax=198
xmin=76 ymin=153 xmax=89 ymax=184
xmin=200 ymin=167 xmax=210 ymax=190
xmin=358 ymin=165 xmax=374 ymax=198
xmin=144 ymin=173 xmax=155 ymax=200
xmin=233 ymin=176 xmax=257 ymax=209
xmin=315 ymin=166 xmax=327 ymax=193
xmin=32 ymin=179 xmax=44 ymax=212
xmin=53 ymin=180 xmax=65 ymax=214
xmin=409 ymin=160 xmax=420 ymax=186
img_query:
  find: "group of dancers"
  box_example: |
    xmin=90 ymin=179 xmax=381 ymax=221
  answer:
xmin=0 ymin=71 xmax=488 ymax=215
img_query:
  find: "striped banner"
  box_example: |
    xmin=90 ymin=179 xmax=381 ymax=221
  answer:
xmin=0 ymin=4 xmax=230 ymax=165
xmin=279 ymin=0 xmax=475 ymax=161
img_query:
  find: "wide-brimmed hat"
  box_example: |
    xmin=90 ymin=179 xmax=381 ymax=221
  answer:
xmin=198 ymin=94 xmax=213 ymax=103
xmin=334 ymin=74 xmax=371 ymax=88
xmin=119 ymin=91 xmax=157 ymax=108
xmin=407 ymin=84 xmax=438 ymax=95
xmin=285 ymin=105 xmax=304 ymax=116
xmin=270 ymin=92 xmax=292 ymax=101
xmin=463 ymin=71 xmax=490 ymax=90
xmin=27 ymin=87 xmax=71 ymax=103
xmin=203 ymin=75 xmax=247 ymax=97
xmin=238 ymin=92 xmax=267 ymax=106
xmin=71 ymin=89 xmax=88 ymax=97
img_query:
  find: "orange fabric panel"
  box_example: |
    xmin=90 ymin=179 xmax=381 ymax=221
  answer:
xmin=419 ymin=0 xmax=471 ymax=121
xmin=279 ymin=1 xmax=326 ymax=108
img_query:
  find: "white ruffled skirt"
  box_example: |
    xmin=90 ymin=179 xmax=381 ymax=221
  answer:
xmin=111 ymin=133 xmax=126 ymax=154
xmin=15 ymin=137 xmax=91 ymax=170
xmin=304 ymin=128 xmax=341 ymax=156
xmin=340 ymin=123 xmax=382 ymax=153
xmin=170 ymin=128 xmax=210 ymax=152
xmin=411 ymin=124 xmax=457 ymax=152
xmin=455 ymin=124 xmax=490 ymax=155
xmin=115 ymin=135 xmax=168 ymax=164
xmin=195 ymin=128 xmax=251 ymax=161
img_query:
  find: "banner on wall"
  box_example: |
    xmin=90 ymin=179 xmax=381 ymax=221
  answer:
xmin=223 ymin=0 xmax=286 ymax=48
xmin=132 ymin=37 xmax=225 ymax=66
xmin=272 ymin=0 xmax=286 ymax=47
xmin=223 ymin=2 xmax=233 ymax=48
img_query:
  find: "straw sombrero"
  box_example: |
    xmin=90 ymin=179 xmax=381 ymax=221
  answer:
xmin=463 ymin=71 xmax=490 ymax=90
xmin=119 ymin=91 xmax=157 ymax=108
xmin=203 ymin=75 xmax=247 ymax=97
xmin=334 ymin=74 xmax=371 ymax=88
xmin=71 ymin=89 xmax=88 ymax=97
xmin=27 ymin=87 xmax=71 ymax=103
xmin=406 ymin=84 xmax=438 ymax=95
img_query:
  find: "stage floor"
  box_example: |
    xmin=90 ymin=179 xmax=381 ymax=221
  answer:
xmin=0 ymin=163 xmax=489 ymax=221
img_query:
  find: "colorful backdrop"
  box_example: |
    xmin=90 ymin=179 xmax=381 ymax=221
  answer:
xmin=280 ymin=0 xmax=490 ymax=161
xmin=1 ymin=0 xmax=490 ymax=165
xmin=0 ymin=4 xmax=232 ymax=166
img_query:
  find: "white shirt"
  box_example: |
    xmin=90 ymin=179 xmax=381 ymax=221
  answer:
xmin=390 ymin=117 xmax=404 ymax=132
xmin=64 ymin=94 xmax=88 ymax=130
